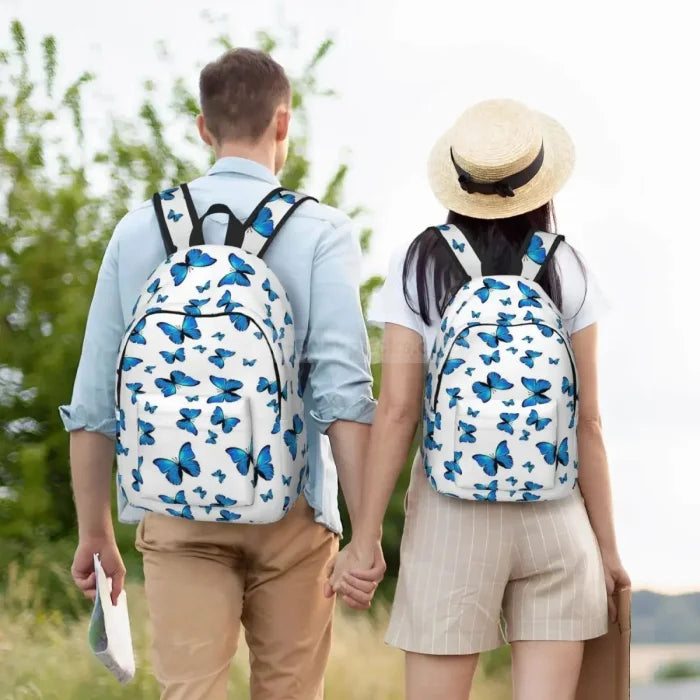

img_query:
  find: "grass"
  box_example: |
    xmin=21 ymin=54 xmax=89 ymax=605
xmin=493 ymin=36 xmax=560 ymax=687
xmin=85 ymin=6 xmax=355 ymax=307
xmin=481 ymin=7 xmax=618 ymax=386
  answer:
xmin=0 ymin=564 xmax=512 ymax=699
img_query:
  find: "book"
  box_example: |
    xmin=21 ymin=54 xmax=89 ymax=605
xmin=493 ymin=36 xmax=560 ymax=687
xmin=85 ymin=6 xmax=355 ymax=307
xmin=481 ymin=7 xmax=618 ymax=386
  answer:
xmin=87 ymin=553 xmax=136 ymax=684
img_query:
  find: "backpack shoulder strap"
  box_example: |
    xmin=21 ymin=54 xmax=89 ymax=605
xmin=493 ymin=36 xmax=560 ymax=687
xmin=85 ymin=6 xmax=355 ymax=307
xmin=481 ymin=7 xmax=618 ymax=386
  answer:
xmin=436 ymin=224 xmax=482 ymax=280
xmin=152 ymin=184 xmax=199 ymax=255
xmin=518 ymin=230 xmax=565 ymax=283
xmin=240 ymin=187 xmax=318 ymax=258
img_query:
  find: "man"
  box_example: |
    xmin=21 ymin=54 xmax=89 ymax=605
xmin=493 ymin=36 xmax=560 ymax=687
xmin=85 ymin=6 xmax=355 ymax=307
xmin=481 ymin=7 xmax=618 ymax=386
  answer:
xmin=61 ymin=48 xmax=383 ymax=700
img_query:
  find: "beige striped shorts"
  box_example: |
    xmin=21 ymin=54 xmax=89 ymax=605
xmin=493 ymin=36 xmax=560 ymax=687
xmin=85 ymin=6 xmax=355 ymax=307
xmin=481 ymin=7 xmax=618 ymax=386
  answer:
xmin=386 ymin=452 xmax=608 ymax=655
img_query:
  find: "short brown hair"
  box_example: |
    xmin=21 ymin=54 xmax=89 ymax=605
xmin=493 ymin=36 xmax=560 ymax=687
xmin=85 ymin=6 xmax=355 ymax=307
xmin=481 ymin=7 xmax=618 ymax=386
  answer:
xmin=199 ymin=48 xmax=291 ymax=143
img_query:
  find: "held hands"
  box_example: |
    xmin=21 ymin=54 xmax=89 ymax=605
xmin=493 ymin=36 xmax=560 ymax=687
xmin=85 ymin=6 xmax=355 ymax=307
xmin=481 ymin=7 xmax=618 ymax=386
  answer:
xmin=71 ymin=536 xmax=126 ymax=606
xmin=601 ymin=549 xmax=631 ymax=622
xmin=325 ymin=540 xmax=386 ymax=610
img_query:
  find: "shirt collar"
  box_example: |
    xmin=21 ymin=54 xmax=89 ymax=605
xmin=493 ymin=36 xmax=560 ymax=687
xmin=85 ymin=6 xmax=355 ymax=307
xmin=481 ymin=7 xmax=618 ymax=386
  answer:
xmin=206 ymin=157 xmax=280 ymax=185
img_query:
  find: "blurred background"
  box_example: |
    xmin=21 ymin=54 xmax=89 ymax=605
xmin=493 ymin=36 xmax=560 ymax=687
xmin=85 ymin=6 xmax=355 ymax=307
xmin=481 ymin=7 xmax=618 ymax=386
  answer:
xmin=1 ymin=0 xmax=698 ymax=697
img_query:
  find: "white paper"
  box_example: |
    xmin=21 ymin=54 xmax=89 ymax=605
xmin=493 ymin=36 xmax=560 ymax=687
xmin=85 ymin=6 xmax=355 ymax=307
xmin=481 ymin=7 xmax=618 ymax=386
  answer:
xmin=87 ymin=553 xmax=136 ymax=684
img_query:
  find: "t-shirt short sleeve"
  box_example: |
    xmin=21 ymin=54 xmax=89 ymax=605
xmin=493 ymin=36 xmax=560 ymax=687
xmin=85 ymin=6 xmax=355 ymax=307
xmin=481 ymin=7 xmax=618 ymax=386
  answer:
xmin=553 ymin=241 xmax=610 ymax=335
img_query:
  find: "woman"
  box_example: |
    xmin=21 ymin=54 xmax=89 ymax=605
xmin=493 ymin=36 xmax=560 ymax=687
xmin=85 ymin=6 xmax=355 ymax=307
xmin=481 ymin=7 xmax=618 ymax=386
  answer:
xmin=330 ymin=99 xmax=630 ymax=700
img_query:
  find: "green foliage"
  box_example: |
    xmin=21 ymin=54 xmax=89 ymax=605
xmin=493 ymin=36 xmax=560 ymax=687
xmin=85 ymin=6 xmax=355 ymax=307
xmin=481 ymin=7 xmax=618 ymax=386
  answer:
xmin=654 ymin=659 xmax=700 ymax=682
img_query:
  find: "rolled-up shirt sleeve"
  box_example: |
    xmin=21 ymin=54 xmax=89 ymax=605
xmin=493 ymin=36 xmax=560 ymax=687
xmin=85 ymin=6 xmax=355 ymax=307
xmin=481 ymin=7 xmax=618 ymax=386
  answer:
xmin=59 ymin=229 xmax=125 ymax=437
xmin=305 ymin=219 xmax=376 ymax=433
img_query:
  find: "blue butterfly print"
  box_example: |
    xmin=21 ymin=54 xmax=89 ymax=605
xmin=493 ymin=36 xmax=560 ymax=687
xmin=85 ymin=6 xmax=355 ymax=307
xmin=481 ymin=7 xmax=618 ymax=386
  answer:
xmin=472 ymin=372 xmax=514 ymax=403
xmin=284 ymin=312 xmax=293 ymax=326
xmin=185 ymin=396 xmax=199 ymax=403
xmin=138 ymin=419 xmax=155 ymax=445
xmin=211 ymin=406 xmax=240 ymax=433
xmin=147 ymin=278 xmax=161 ymax=296
xmin=183 ymin=298 xmax=210 ymax=315
xmin=520 ymin=350 xmax=542 ymax=368
xmin=167 ymin=209 xmax=183 ymax=222
xmin=157 ymin=316 xmax=201 ymax=345
xmin=559 ymin=473 xmax=569 ymax=484
xmin=562 ymin=377 xmax=575 ymax=397
xmin=443 ymin=451 xmax=463 ymax=482
xmin=192 ymin=344 xmax=207 ymax=353
xmin=226 ymin=444 xmax=274 ymax=482
xmin=154 ymin=442 xmax=201 ymax=485
xmin=260 ymin=489 xmax=274 ymax=503
xmin=523 ymin=335 xmax=534 ymax=343
xmin=257 ymin=377 xmax=278 ymax=395
xmin=143 ymin=401 xmax=157 ymax=414
xmin=243 ymin=358 xmax=257 ymax=367
xmin=176 ymin=408 xmax=201 ymax=435
xmin=502 ymin=398 xmax=515 ymax=406
xmin=472 ymin=440 xmax=513 ymax=476
xmin=521 ymin=377 xmax=552 ymax=407
xmin=230 ymin=313 xmax=251 ymax=331
xmin=497 ymin=412 xmax=519 ymax=435
xmin=270 ymin=191 xmax=296 ymax=204
xmin=424 ymin=413 xmax=443 ymax=450
xmin=452 ymin=238 xmax=465 ymax=252
xmin=208 ymin=376 xmax=243 ymax=403
xmin=535 ymin=322 xmax=554 ymax=338
xmin=479 ymin=350 xmax=500 ymax=366
xmin=440 ymin=318 xmax=448 ymax=332
xmin=474 ymin=480 xmax=498 ymax=501
xmin=520 ymin=429 xmax=531 ymax=441
xmin=253 ymin=207 xmax=274 ymax=237
xmin=506 ymin=347 xmax=518 ymax=355
xmin=217 ymin=510 xmax=242 ymax=521
xmin=458 ymin=421 xmax=476 ymax=443
xmin=253 ymin=330 xmax=264 ymax=340
xmin=145 ymin=365 xmax=156 ymax=374
xmin=160 ymin=347 xmax=185 ymax=364
xmin=465 ymin=367 xmax=475 ymax=376
xmin=526 ymin=233 xmax=547 ymax=264
xmin=208 ymin=348 xmax=235 ymax=369
xmin=477 ymin=325 xmax=513 ymax=348
xmin=263 ymin=317 xmax=279 ymax=342
xmin=131 ymin=467 xmax=142 ymax=491
xmin=284 ymin=414 xmax=304 ymax=459
xmin=219 ymin=253 xmax=255 ymax=288
xmin=159 ymin=490 xmax=187 ymax=505
xmin=526 ymin=409 xmax=552 ymax=431
xmin=206 ymin=430 xmax=218 ymax=445
xmin=500 ymin=298 xmax=512 ymax=307
xmin=211 ymin=494 xmax=237 ymax=509
xmin=167 ymin=505 xmax=194 ymax=519
xmin=442 ymin=327 xmax=455 ymax=345
xmin=443 ymin=358 xmax=465 ymax=375
xmin=536 ymin=437 xmax=569 ymax=466
xmin=170 ymin=249 xmax=216 ymax=286
xmin=472 ymin=310 xmax=481 ymax=319
xmin=282 ymin=475 xmax=292 ymax=486
xmin=126 ymin=382 xmax=144 ymax=404
xmin=116 ymin=438 xmax=129 ymax=456
xmin=523 ymin=461 xmax=536 ymax=473
xmin=446 ymin=387 xmax=463 ymax=408
xmin=497 ymin=312 xmax=515 ymax=325
xmin=517 ymin=281 xmax=542 ymax=308
xmin=549 ymin=357 xmax=560 ymax=365
xmin=155 ymin=370 xmax=200 ymax=397
xmin=216 ymin=290 xmax=243 ymax=314
xmin=475 ymin=278 xmax=510 ymax=303
xmin=272 ymin=414 xmax=281 ymax=435
xmin=267 ymin=398 xmax=280 ymax=413
xmin=506 ymin=476 xmax=518 ymax=486
xmin=116 ymin=408 xmax=126 ymax=432
xmin=122 ymin=356 xmax=143 ymax=371
xmin=196 ymin=280 xmax=211 ymax=293
xmin=211 ymin=332 xmax=225 ymax=342
xmin=160 ymin=187 xmax=177 ymax=201
xmin=467 ymin=406 xmax=480 ymax=417
xmin=193 ymin=486 xmax=207 ymax=499
xmin=212 ymin=469 xmax=226 ymax=484
xmin=130 ymin=318 xmax=147 ymax=345
xmin=437 ymin=224 xmax=450 ymax=231
xmin=262 ymin=278 xmax=279 ymax=302
xmin=520 ymin=492 xmax=541 ymax=502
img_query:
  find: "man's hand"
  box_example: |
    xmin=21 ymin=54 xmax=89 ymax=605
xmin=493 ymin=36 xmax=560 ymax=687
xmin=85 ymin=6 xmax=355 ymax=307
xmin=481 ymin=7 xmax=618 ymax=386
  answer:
xmin=324 ymin=540 xmax=386 ymax=610
xmin=72 ymin=536 xmax=126 ymax=606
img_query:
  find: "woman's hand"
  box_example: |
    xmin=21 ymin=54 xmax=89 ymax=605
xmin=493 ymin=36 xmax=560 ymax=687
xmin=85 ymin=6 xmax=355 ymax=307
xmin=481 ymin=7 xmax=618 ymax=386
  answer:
xmin=601 ymin=549 xmax=631 ymax=622
xmin=325 ymin=540 xmax=386 ymax=610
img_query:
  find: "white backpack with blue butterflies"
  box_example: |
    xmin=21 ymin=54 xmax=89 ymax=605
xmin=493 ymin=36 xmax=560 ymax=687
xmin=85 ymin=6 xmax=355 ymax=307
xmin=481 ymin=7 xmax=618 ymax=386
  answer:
xmin=422 ymin=225 xmax=578 ymax=502
xmin=115 ymin=184 xmax=315 ymax=523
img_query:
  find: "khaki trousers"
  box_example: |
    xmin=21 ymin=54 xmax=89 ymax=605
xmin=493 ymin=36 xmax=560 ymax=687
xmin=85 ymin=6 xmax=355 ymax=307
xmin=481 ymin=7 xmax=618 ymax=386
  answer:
xmin=135 ymin=497 xmax=339 ymax=700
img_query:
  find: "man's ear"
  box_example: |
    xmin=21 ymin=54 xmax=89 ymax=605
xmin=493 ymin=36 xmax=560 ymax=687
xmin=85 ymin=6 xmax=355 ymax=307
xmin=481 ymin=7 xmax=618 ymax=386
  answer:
xmin=275 ymin=105 xmax=291 ymax=143
xmin=196 ymin=114 xmax=214 ymax=147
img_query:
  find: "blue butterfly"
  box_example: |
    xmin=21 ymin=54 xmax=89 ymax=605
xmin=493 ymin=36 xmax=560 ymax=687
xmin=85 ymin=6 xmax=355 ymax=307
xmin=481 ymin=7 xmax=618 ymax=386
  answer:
xmin=475 ymin=278 xmax=510 ymax=303
xmin=262 ymin=278 xmax=279 ymax=302
xmin=284 ymin=312 xmax=293 ymax=326
xmin=183 ymin=298 xmax=210 ymax=315
xmin=253 ymin=330 xmax=264 ymax=340
xmin=138 ymin=419 xmax=155 ymax=445
xmin=147 ymin=278 xmax=161 ymax=295
xmin=176 ymin=408 xmax=201 ymax=435
xmin=477 ymin=325 xmax=513 ymax=348
xmin=523 ymin=335 xmax=534 ymax=343
xmin=121 ymin=356 xmax=142 ymax=371
xmin=455 ymin=329 xmax=470 ymax=348
xmin=472 ymin=372 xmax=514 ymax=403
xmin=167 ymin=505 xmax=194 ymax=519
xmin=243 ymin=358 xmax=257 ymax=367
xmin=497 ymin=412 xmax=519 ymax=434
xmin=208 ymin=348 xmax=235 ymax=369
xmin=157 ymin=294 xmax=168 ymax=304
xmin=442 ymin=328 xmax=455 ymax=346
xmin=155 ymin=370 xmax=200 ymax=397
xmin=446 ymin=387 xmax=463 ymax=408
xmin=520 ymin=350 xmax=542 ymax=368
xmin=257 ymin=377 xmax=278 ymax=395
xmin=437 ymin=224 xmax=450 ymax=231
xmin=185 ymin=396 xmax=199 ymax=403
xmin=217 ymin=509 xmax=242 ymax=521
xmin=193 ymin=486 xmax=207 ymax=499
xmin=458 ymin=421 xmax=476 ymax=443
xmin=443 ymin=451 xmax=463 ymax=482
xmin=129 ymin=318 xmax=147 ymax=345
xmin=525 ymin=409 xmax=551 ymax=432
xmin=559 ymin=473 xmax=569 ymax=484
xmin=500 ymin=298 xmax=512 ymax=306
xmin=226 ymin=444 xmax=274 ymax=481
xmin=520 ymin=429 xmax=530 ymax=441
xmin=452 ymin=238 xmax=465 ymax=252
xmin=211 ymin=406 xmax=240 ymax=433
xmin=196 ymin=280 xmax=211 ymax=293
xmin=143 ymin=401 xmax=157 ymax=414
xmin=167 ymin=209 xmax=183 ymax=222
xmin=206 ymin=430 xmax=218 ymax=445
xmin=212 ymin=469 xmax=226 ymax=484
xmin=523 ymin=461 xmax=536 ymax=473
xmin=465 ymin=367 xmax=475 ymax=376
xmin=260 ymin=489 xmax=274 ymax=503
xmin=211 ymin=494 xmax=237 ymax=509
xmin=424 ymin=413 xmax=443 ymax=450
xmin=518 ymin=281 xmax=542 ymax=308
xmin=159 ymin=490 xmax=187 ymax=505
xmin=270 ymin=191 xmax=296 ymax=204
xmin=471 ymin=310 xmax=481 ymax=319
xmin=467 ymin=407 xmax=480 ymax=417
xmin=116 ymin=438 xmax=129 ymax=456
xmin=474 ymin=480 xmax=498 ymax=501
xmin=520 ymin=492 xmax=541 ymax=502
xmin=116 ymin=408 xmax=125 ymax=432
xmin=160 ymin=347 xmax=185 ymax=364
xmin=282 ymin=475 xmax=292 ymax=486
xmin=549 ymin=357 xmax=560 ymax=365
xmin=535 ymin=323 xmax=554 ymax=338
xmin=271 ymin=414 xmax=281 ymax=435
xmin=473 ymin=440 xmax=513 ymax=476
xmin=502 ymin=399 xmax=515 ymax=406
xmin=126 ymin=382 xmax=144 ymax=404
xmin=160 ymin=187 xmax=177 ymax=201
xmin=537 ymin=437 xmax=569 ymax=466
xmin=145 ymin=365 xmax=156 ymax=374
xmin=219 ymin=253 xmax=255 ymax=288
xmin=253 ymin=207 xmax=274 ymax=237
xmin=170 ymin=249 xmax=216 ymax=286
xmin=284 ymin=414 xmax=304 ymax=458
xmin=230 ymin=313 xmax=250 ymax=331
xmin=131 ymin=468 xmax=142 ymax=491
xmin=506 ymin=476 xmax=518 ymax=486
xmin=443 ymin=358 xmax=465 ymax=375
xmin=521 ymin=377 xmax=552 ymax=407
xmin=154 ymin=442 xmax=200 ymax=485
xmin=207 ymin=376 xmax=243 ymax=403
xmin=216 ymin=290 xmax=243 ymax=314
xmin=479 ymin=350 xmax=500 ymax=366
xmin=562 ymin=377 xmax=575 ymax=397
xmin=497 ymin=312 xmax=515 ymax=325
xmin=526 ymin=233 xmax=547 ymax=264
xmin=157 ymin=316 xmax=200 ymax=345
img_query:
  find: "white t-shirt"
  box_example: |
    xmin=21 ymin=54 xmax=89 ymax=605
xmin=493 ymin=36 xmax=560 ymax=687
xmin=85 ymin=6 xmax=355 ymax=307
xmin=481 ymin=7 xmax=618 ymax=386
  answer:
xmin=368 ymin=238 xmax=609 ymax=360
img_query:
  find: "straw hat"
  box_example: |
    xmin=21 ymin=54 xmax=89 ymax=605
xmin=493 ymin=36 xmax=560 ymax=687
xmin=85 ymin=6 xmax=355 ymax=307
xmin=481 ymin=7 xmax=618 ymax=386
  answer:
xmin=427 ymin=99 xmax=575 ymax=220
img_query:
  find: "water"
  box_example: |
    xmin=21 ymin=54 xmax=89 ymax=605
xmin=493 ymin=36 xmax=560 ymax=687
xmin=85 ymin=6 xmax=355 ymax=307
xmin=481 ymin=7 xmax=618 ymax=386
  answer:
xmin=633 ymin=680 xmax=700 ymax=699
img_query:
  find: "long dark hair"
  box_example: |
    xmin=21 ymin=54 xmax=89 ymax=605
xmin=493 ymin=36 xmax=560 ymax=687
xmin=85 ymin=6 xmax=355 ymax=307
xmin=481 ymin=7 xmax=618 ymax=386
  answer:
xmin=403 ymin=202 xmax=584 ymax=324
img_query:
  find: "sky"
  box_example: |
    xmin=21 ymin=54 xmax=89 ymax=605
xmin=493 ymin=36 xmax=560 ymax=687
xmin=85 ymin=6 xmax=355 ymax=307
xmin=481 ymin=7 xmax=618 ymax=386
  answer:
xmin=2 ymin=0 xmax=699 ymax=592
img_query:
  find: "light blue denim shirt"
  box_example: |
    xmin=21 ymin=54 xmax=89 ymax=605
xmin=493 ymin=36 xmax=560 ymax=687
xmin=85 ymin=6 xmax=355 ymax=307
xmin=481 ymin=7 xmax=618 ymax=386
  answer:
xmin=59 ymin=157 xmax=376 ymax=533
